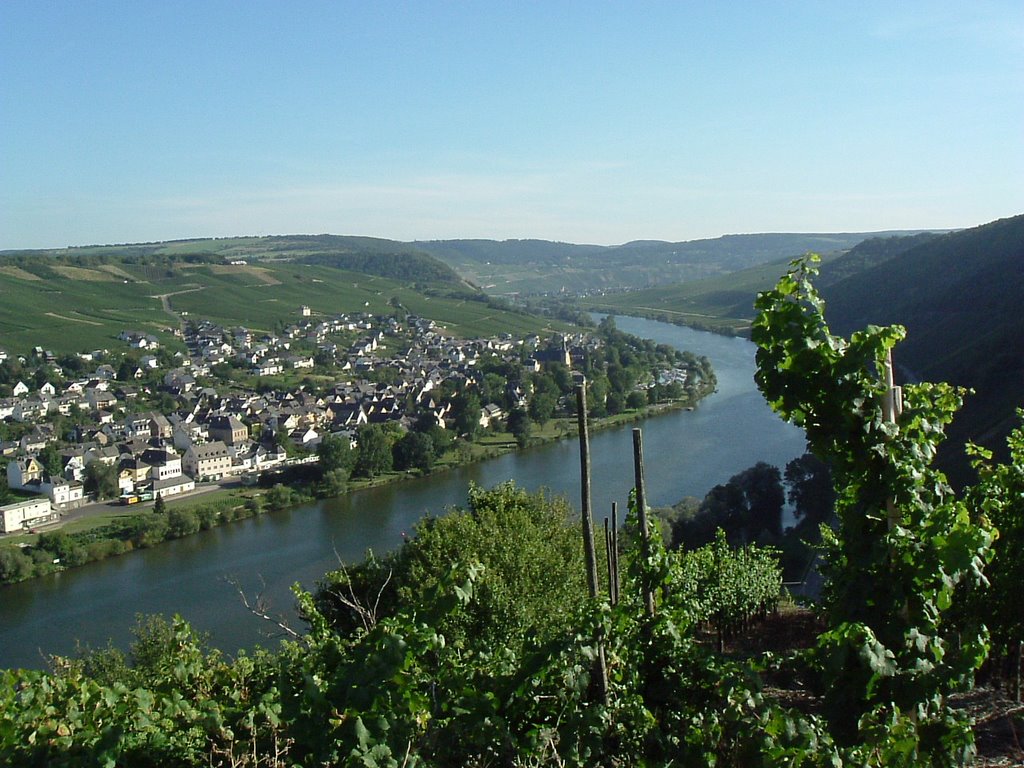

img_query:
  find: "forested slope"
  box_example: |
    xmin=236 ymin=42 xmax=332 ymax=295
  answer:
xmin=820 ymin=214 xmax=1024 ymax=477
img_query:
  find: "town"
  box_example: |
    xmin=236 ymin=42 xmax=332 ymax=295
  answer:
xmin=1 ymin=307 xmax=711 ymax=537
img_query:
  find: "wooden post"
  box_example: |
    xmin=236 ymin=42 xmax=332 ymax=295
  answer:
xmin=604 ymin=517 xmax=615 ymax=605
xmin=882 ymin=349 xmax=903 ymax=532
xmin=577 ymin=382 xmax=600 ymax=599
xmin=576 ymin=381 xmax=608 ymax=703
xmin=611 ymin=501 xmax=620 ymax=605
xmin=632 ymin=428 xmax=656 ymax=618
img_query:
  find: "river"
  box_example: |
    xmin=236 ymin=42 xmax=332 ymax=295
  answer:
xmin=0 ymin=317 xmax=806 ymax=669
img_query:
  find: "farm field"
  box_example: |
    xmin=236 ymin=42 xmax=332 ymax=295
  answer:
xmin=0 ymin=259 xmax=565 ymax=355
xmin=0 ymin=269 xmax=169 ymax=354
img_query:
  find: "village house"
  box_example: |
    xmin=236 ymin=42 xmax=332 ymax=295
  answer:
xmin=6 ymin=457 xmax=85 ymax=509
xmin=86 ymin=388 xmax=117 ymax=412
xmin=478 ymin=403 xmax=506 ymax=429
xmin=84 ymin=445 xmax=121 ymax=467
xmin=152 ymin=474 xmax=195 ymax=499
xmin=0 ymin=498 xmax=57 ymax=534
xmin=140 ymin=445 xmax=182 ymax=482
xmin=254 ymin=359 xmax=283 ymax=376
xmin=182 ymin=441 xmax=233 ymax=480
xmin=43 ymin=476 xmax=85 ymax=509
xmin=7 ymin=456 xmax=43 ymax=489
xmin=288 ymin=427 xmax=320 ymax=450
xmin=148 ymin=413 xmax=174 ymax=440
xmin=13 ymin=398 xmax=47 ymax=422
xmin=208 ymin=414 xmax=248 ymax=445
xmin=118 ymin=457 xmax=151 ymax=491
xmin=172 ymin=420 xmax=208 ymax=452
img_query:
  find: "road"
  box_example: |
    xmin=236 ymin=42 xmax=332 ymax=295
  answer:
xmin=57 ymin=477 xmax=243 ymax=527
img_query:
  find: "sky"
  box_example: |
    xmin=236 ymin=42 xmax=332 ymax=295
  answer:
xmin=2 ymin=1 xmax=1022 ymax=250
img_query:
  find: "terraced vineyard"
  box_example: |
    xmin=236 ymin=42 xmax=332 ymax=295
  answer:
xmin=0 ymin=256 xmax=565 ymax=355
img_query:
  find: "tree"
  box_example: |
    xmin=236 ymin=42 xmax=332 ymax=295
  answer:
xmin=506 ymin=406 xmax=531 ymax=448
xmin=314 ymin=482 xmax=591 ymax=652
xmin=528 ymin=389 xmax=557 ymax=425
xmin=166 ymin=507 xmax=199 ymax=538
xmin=266 ymin=483 xmax=296 ymax=512
xmin=586 ymin=375 xmax=609 ymax=417
xmin=450 ymin=391 xmax=481 ymax=440
xmin=673 ymin=462 xmax=783 ymax=548
xmin=354 ymin=424 xmax=392 ymax=479
xmin=732 ymin=462 xmax=784 ymax=541
xmin=37 ymin=444 xmax=64 ymax=478
xmin=605 ymin=390 xmax=625 ymax=415
xmin=116 ymin=358 xmax=136 ymax=382
xmin=626 ymin=390 xmax=648 ymax=410
xmin=316 ymin=468 xmax=349 ymax=498
xmin=964 ymin=423 xmax=1024 ymax=698
xmin=0 ymin=547 xmax=35 ymax=583
xmin=784 ymin=452 xmax=835 ymax=526
xmin=84 ymin=461 xmax=119 ymax=500
xmin=392 ymin=431 xmax=434 ymax=473
xmin=153 ymin=493 xmax=166 ymax=514
xmin=317 ymin=434 xmax=355 ymax=474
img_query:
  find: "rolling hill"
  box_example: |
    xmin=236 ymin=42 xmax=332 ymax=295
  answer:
xmin=819 ymin=214 xmax=1024 ymax=479
xmin=583 ymin=214 xmax=1024 ymax=481
xmin=413 ymin=232 xmax=926 ymax=294
xmin=0 ymin=242 xmax=562 ymax=356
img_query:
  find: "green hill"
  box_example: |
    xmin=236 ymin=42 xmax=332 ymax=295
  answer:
xmin=415 ymin=231 xmax=926 ymax=295
xmin=578 ymin=231 xmax=948 ymax=333
xmin=0 ymin=241 xmax=560 ymax=355
xmin=582 ymin=214 xmax=1024 ymax=480
xmin=579 ymin=257 xmax=814 ymax=334
xmin=819 ymin=214 xmax=1024 ymax=478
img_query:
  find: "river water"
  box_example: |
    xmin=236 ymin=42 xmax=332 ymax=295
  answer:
xmin=0 ymin=317 xmax=806 ymax=669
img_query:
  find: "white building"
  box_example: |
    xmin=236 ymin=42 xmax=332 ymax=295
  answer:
xmin=182 ymin=441 xmax=233 ymax=480
xmin=140 ymin=446 xmax=182 ymax=481
xmin=0 ymin=498 xmax=56 ymax=534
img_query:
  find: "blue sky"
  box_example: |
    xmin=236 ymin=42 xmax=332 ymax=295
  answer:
xmin=2 ymin=1 xmax=1022 ymax=249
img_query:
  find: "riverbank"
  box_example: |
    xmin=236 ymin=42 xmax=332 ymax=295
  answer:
xmin=0 ymin=389 xmax=711 ymax=588
xmin=0 ymin=316 xmax=809 ymax=668
xmin=586 ymin=305 xmax=752 ymax=338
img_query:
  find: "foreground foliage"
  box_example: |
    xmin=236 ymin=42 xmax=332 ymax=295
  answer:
xmin=753 ymin=255 xmax=993 ymax=759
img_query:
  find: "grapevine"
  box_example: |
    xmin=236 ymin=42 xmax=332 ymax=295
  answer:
xmin=751 ymin=254 xmax=993 ymax=759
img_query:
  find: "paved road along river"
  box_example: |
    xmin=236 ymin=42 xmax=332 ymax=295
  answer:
xmin=0 ymin=317 xmax=806 ymax=669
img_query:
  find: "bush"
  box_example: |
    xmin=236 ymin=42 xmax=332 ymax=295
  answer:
xmin=0 ymin=547 xmax=35 ymax=583
xmin=166 ymin=508 xmax=200 ymax=539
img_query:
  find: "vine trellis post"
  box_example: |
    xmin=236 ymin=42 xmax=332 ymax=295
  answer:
xmin=576 ymin=381 xmax=608 ymax=703
xmin=632 ymin=428 xmax=656 ymax=618
xmin=605 ymin=503 xmax=620 ymax=605
xmin=881 ymin=348 xmax=903 ymax=532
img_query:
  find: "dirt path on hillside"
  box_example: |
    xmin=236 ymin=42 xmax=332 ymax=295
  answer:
xmin=151 ymin=286 xmax=205 ymax=334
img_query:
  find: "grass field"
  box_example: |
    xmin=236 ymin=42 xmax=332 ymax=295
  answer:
xmin=0 ymin=271 xmax=171 ymax=353
xmin=579 ymin=259 xmax=799 ymax=334
xmin=0 ymin=260 xmax=567 ymax=355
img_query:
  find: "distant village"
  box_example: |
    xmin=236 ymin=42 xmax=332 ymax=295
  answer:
xmin=0 ymin=306 xmax=704 ymax=536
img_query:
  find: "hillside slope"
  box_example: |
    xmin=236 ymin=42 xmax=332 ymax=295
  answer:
xmin=0 ymin=248 xmax=557 ymax=355
xmin=820 ymin=214 xmax=1024 ymax=477
xmin=415 ymin=232 xmax=922 ymax=294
